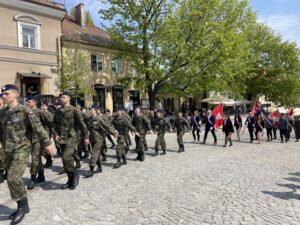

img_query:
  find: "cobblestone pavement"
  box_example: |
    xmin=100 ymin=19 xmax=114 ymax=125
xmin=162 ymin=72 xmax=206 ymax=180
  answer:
xmin=1 ymin=130 xmax=300 ymax=225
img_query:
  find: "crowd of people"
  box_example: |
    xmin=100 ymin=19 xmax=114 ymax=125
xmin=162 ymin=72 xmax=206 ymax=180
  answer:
xmin=0 ymin=84 xmax=299 ymax=224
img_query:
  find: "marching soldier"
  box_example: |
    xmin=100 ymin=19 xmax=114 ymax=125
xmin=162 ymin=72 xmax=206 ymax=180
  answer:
xmin=53 ymin=92 xmax=89 ymax=190
xmin=26 ymin=97 xmax=53 ymax=190
xmin=174 ymin=112 xmax=190 ymax=152
xmin=104 ymin=109 xmax=116 ymax=148
xmin=112 ymin=108 xmax=138 ymax=168
xmin=123 ymin=109 xmax=133 ymax=154
xmin=85 ymin=106 xmax=117 ymax=177
xmin=0 ymin=84 xmax=56 ymax=224
xmin=0 ymin=93 xmax=5 ymax=183
xmin=153 ymin=110 xmax=172 ymax=156
xmin=132 ymin=107 xmax=151 ymax=161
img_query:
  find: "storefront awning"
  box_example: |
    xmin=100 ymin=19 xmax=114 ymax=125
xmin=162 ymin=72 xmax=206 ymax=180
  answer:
xmin=18 ymin=73 xmax=52 ymax=79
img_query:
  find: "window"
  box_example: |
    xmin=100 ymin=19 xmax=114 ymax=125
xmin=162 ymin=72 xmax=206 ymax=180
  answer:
xmin=91 ymin=55 xmax=103 ymax=71
xmin=112 ymin=58 xmax=122 ymax=73
xmin=18 ymin=22 xmax=40 ymax=49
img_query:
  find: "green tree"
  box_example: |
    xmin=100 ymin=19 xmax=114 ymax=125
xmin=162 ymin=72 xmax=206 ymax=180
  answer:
xmin=70 ymin=7 xmax=95 ymax=26
xmin=245 ymin=24 xmax=300 ymax=106
xmin=57 ymin=41 xmax=91 ymax=104
xmin=99 ymin=0 xmax=256 ymax=109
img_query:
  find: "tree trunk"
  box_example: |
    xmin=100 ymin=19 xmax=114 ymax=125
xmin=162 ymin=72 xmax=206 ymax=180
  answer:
xmin=147 ymin=83 xmax=161 ymax=110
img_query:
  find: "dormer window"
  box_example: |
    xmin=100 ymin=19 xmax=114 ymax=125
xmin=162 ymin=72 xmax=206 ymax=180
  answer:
xmin=15 ymin=14 xmax=41 ymax=50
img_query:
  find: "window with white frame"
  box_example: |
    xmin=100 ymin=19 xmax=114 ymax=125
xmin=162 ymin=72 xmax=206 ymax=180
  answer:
xmin=91 ymin=55 xmax=103 ymax=71
xmin=18 ymin=22 xmax=40 ymax=49
xmin=111 ymin=58 xmax=122 ymax=73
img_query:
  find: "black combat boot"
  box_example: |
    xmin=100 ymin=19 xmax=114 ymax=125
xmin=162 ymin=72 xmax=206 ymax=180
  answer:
xmin=160 ymin=149 xmax=166 ymax=155
xmin=61 ymin=173 xmax=71 ymax=190
xmin=75 ymin=160 xmax=81 ymax=169
xmin=84 ymin=166 xmax=94 ymax=178
xmin=8 ymin=201 xmax=19 ymax=220
xmin=69 ymin=171 xmax=79 ymax=190
xmin=140 ymin=153 xmax=145 ymax=161
xmin=152 ymin=150 xmax=158 ymax=156
xmin=144 ymin=145 xmax=148 ymax=151
xmin=28 ymin=174 xmax=37 ymax=190
xmin=43 ymin=154 xmax=53 ymax=168
xmin=36 ymin=171 xmax=45 ymax=184
xmin=113 ymin=157 xmax=122 ymax=169
xmin=10 ymin=197 xmax=30 ymax=225
xmin=178 ymin=144 xmax=184 ymax=153
xmin=229 ymin=140 xmax=233 ymax=146
xmin=122 ymin=155 xmax=127 ymax=165
xmin=95 ymin=163 xmax=102 ymax=173
xmin=0 ymin=170 xmax=4 ymax=183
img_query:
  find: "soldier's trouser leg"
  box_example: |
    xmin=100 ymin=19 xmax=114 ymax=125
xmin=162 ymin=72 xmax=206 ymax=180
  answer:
xmin=116 ymin=137 xmax=126 ymax=158
xmin=0 ymin=146 xmax=5 ymax=171
xmin=155 ymin=133 xmax=162 ymax=150
xmin=107 ymin=134 xmax=115 ymax=147
xmin=90 ymin=142 xmax=102 ymax=167
xmin=60 ymin=138 xmax=76 ymax=173
xmin=6 ymin=150 xmax=29 ymax=201
xmin=177 ymin=131 xmax=184 ymax=147
xmin=143 ymin=135 xmax=148 ymax=149
xmin=30 ymin=142 xmax=43 ymax=175
xmin=135 ymin=134 xmax=145 ymax=156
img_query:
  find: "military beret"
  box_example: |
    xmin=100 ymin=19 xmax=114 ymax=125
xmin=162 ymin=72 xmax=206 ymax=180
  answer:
xmin=60 ymin=91 xmax=72 ymax=97
xmin=40 ymin=101 xmax=48 ymax=106
xmin=0 ymin=93 xmax=3 ymax=98
xmin=1 ymin=84 xmax=18 ymax=92
xmin=26 ymin=96 xmax=38 ymax=101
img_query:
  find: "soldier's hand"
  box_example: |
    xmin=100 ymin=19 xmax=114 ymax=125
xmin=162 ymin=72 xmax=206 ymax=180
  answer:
xmin=135 ymin=132 xmax=140 ymax=137
xmin=54 ymin=135 xmax=60 ymax=142
xmin=84 ymin=138 xmax=90 ymax=145
xmin=149 ymin=130 xmax=154 ymax=135
xmin=45 ymin=145 xmax=57 ymax=156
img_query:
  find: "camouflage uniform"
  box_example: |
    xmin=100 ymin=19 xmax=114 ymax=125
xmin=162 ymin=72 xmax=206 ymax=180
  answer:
xmin=0 ymin=104 xmax=51 ymax=201
xmin=124 ymin=113 xmax=133 ymax=153
xmin=85 ymin=115 xmax=116 ymax=176
xmin=154 ymin=117 xmax=171 ymax=154
xmin=53 ymin=105 xmax=88 ymax=174
xmin=0 ymin=107 xmax=5 ymax=182
xmin=112 ymin=115 xmax=136 ymax=166
xmin=174 ymin=117 xmax=190 ymax=152
xmin=132 ymin=115 xmax=151 ymax=161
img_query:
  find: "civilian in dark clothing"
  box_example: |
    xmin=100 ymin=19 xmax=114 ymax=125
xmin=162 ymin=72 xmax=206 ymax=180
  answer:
xmin=234 ymin=113 xmax=242 ymax=141
xmin=273 ymin=120 xmax=279 ymax=139
xmin=294 ymin=116 xmax=300 ymax=142
xmin=222 ymin=115 xmax=234 ymax=147
xmin=287 ymin=117 xmax=294 ymax=142
xmin=279 ymin=114 xmax=288 ymax=143
xmin=245 ymin=113 xmax=256 ymax=143
xmin=201 ymin=110 xmax=217 ymax=145
xmin=190 ymin=111 xmax=201 ymax=142
xmin=265 ymin=115 xmax=274 ymax=141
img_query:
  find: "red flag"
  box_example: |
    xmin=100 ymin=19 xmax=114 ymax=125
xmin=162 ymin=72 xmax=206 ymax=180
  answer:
xmin=269 ymin=110 xmax=280 ymax=122
xmin=288 ymin=107 xmax=294 ymax=118
xmin=251 ymin=99 xmax=261 ymax=117
xmin=211 ymin=103 xmax=224 ymax=129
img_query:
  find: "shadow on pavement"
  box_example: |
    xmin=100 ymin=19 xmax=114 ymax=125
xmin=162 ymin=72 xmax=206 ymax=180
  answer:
xmin=262 ymin=172 xmax=300 ymax=201
xmin=0 ymin=205 xmax=15 ymax=222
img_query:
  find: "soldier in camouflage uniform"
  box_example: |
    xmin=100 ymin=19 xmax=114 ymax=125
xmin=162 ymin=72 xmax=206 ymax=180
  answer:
xmin=112 ymin=108 xmax=138 ymax=168
xmin=105 ymin=109 xmax=116 ymax=148
xmin=132 ymin=107 xmax=151 ymax=161
xmin=40 ymin=102 xmax=54 ymax=169
xmin=153 ymin=111 xmax=172 ymax=156
xmin=26 ymin=97 xmax=53 ymax=190
xmin=0 ymin=93 xmax=5 ymax=183
xmin=85 ymin=106 xmax=117 ymax=177
xmin=0 ymin=84 xmax=55 ymax=225
xmin=123 ymin=109 xmax=133 ymax=154
xmin=174 ymin=112 xmax=190 ymax=153
xmin=53 ymin=92 xmax=89 ymax=190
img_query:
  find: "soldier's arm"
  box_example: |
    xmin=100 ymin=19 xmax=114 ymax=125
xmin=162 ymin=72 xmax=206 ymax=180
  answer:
xmin=26 ymin=110 xmax=51 ymax=146
xmin=74 ymin=110 xmax=89 ymax=139
xmin=163 ymin=117 xmax=172 ymax=130
xmin=99 ymin=117 xmax=116 ymax=135
xmin=125 ymin=119 xmax=137 ymax=133
xmin=41 ymin=111 xmax=53 ymax=134
xmin=184 ymin=118 xmax=191 ymax=131
xmin=142 ymin=116 xmax=151 ymax=131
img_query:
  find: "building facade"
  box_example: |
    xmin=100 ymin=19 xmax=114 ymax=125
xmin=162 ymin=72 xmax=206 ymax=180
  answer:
xmin=0 ymin=0 xmax=65 ymax=97
xmin=62 ymin=4 xmax=146 ymax=111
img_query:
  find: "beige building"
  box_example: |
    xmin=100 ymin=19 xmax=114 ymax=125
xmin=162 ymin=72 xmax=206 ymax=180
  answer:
xmin=0 ymin=0 xmax=65 ymax=97
xmin=62 ymin=4 xmax=147 ymax=111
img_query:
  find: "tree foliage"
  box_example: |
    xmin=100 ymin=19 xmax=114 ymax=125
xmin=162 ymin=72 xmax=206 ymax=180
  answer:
xmin=57 ymin=42 xmax=91 ymax=102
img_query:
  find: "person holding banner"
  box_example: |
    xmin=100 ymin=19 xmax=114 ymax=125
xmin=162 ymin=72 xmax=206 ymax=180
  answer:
xmin=222 ymin=115 xmax=234 ymax=147
xmin=234 ymin=112 xmax=242 ymax=141
xmin=244 ymin=113 xmax=256 ymax=143
xmin=255 ymin=115 xmax=265 ymax=143
xmin=265 ymin=114 xmax=274 ymax=141
xmin=201 ymin=110 xmax=217 ymax=145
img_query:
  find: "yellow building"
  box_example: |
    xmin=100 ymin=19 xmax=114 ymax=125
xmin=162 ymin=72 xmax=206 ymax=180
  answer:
xmin=0 ymin=0 xmax=65 ymax=96
xmin=61 ymin=4 xmax=147 ymax=111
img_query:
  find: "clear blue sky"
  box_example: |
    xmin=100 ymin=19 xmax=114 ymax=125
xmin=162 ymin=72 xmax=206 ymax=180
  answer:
xmin=55 ymin=0 xmax=300 ymax=47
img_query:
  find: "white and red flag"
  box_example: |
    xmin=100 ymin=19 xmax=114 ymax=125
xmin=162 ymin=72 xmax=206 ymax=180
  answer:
xmin=211 ymin=103 xmax=224 ymax=129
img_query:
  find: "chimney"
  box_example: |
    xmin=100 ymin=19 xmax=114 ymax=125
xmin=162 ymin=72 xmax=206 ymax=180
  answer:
xmin=75 ymin=3 xmax=86 ymax=27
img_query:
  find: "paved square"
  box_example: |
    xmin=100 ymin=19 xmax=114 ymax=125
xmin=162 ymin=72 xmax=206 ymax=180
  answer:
xmin=1 ymin=130 xmax=300 ymax=225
